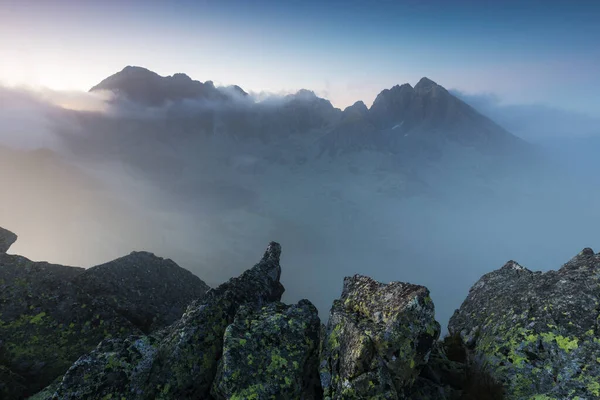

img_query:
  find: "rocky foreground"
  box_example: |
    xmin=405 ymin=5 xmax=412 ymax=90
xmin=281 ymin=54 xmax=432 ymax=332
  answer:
xmin=1 ymin=227 xmax=599 ymax=399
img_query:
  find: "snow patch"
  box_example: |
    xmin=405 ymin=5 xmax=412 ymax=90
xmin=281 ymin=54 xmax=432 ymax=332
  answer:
xmin=392 ymin=121 xmax=404 ymax=130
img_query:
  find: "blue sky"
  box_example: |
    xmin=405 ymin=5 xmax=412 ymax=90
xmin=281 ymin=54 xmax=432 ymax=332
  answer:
xmin=1 ymin=0 xmax=598 ymax=115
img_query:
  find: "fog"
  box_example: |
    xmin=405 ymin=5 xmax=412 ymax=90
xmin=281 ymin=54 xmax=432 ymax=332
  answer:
xmin=452 ymin=90 xmax=600 ymax=141
xmin=1 ymin=85 xmax=599 ymax=330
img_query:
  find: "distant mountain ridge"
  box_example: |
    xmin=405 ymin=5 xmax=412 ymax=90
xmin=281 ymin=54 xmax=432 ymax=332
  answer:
xmin=89 ymin=66 xmax=245 ymax=106
xmin=89 ymin=66 xmax=528 ymax=158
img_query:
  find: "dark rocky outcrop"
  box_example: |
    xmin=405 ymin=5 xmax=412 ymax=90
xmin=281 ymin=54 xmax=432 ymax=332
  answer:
xmin=38 ymin=242 xmax=285 ymax=400
xmin=406 ymin=342 xmax=465 ymax=400
xmin=0 ymin=252 xmax=132 ymax=398
xmin=72 ymin=251 xmax=210 ymax=333
xmin=0 ymin=230 xmax=209 ymax=399
xmin=449 ymin=249 xmax=600 ymax=399
xmin=5 ymin=222 xmax=598 ymax=399
xmin=0 ymin=226 xmax=17 ymax=253
xmin=319 ymin=275 xmax=441 ymax=399
xmin=406 ymin=334 xmax=505 ymax=400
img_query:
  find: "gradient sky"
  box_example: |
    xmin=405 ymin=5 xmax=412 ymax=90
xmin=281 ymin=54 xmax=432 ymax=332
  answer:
xmin=1 ymin=0 xmax=599 ymax=115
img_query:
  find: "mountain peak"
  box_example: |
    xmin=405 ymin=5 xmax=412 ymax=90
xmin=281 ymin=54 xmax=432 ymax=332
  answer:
xmin=346 ymin=101 xmax=368 ymax=112
xmin=292 ymin=89 xmax=318 ymax=100
xmin=341 ymin=101 xmax=369 ymax=121
xmin=90 ymin=66 xmax=228 ymax=106
xmin=414 ymin=77 xmax=438 ymax=91
xmin=172 ymin=72 xmax=193 ymax=81
xmin=118 ymin=65 xmax=158 ymax=77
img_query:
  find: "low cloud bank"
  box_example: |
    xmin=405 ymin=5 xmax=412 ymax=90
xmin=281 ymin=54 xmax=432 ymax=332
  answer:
xmin=1 ymin=84 xmax=600 ymax=329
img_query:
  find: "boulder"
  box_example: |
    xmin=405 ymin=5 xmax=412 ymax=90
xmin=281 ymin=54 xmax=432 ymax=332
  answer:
xmin=449 ymin=249 xmax=600 ymax=399
xmin=212 ymin=300 xmax=322 ymax=399
xmin=319 ymin=274 xmax=440 ymax=399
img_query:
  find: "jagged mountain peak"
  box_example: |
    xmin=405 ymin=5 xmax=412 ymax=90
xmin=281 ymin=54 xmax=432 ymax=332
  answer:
xmin=89 ymin=66 xmax=231 ymax=106
xmin=119 ymin=65 xmax=158 ymax=75
xmin=393 ymin=82 xmax=415 ymax=91
xmin=344 ymin=100 xmax=368 ymax=114
xmin=171 ymin=72 xmax=193 ymax=81
xmin=414 ymin=77 xmax=438 ymax=91
xmin=323 ymin=76 xmax=528 ymax=156
xmin=287 ymin=89 xmax=319 ymax=101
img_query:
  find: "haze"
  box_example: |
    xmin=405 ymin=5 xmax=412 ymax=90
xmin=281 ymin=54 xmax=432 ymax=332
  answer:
xmin=1 ymin=0 xmax=599 ymax=328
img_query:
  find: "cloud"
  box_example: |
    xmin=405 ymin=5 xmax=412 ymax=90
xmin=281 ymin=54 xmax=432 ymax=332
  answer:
xmin=451 ymin=89 xmax=600 ymax=141
xmin=1 ymin=83 xmax=600 ymax=333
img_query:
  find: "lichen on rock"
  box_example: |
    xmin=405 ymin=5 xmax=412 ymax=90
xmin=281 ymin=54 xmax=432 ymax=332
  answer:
xmin=449 ymin=249 xmax=600 ymax=399
xmin=38 ymin=242 xmax=285 ymax=400
xmin=319 ymin=274 xmax=441 ymax=399
xmin=212 ymin=299 xmax=322 ymax=399
xmin=0 ymin=226 xmax=210 ymax=399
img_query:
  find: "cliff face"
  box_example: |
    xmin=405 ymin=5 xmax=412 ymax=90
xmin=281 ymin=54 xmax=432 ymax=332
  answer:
xmin=1 ymin=225 xmax=599 ymax=399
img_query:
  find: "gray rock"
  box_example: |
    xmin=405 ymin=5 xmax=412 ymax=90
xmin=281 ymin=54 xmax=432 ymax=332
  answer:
xmin=0 ymin=253 xmax=137 ymax=399
xmin=319 ymin=275 xmax=440 ymax=399
xmin=72 ymin=251 xmax=210 ymax=333
xmin=0 ymin=226 xmax=17 ymax=253
xmin=212 ymin=300 xmax=322 ymax=399
xmin=0 ymin=230 xmax=209 ymax=399
xmin=40 ymin=242 xmax=285 ymax=400
xmin=449 ymin=249 xmax=600 ymax=399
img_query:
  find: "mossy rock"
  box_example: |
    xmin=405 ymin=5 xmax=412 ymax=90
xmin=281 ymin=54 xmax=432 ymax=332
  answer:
xmin=449 ymin=249 xmax=600 ymax=399
xmin=320 ymin=274 xmax=441 ymax=399
xmin=34 ymin=242 xmax=285 ymax=400
xmin=212 ymin=300 xmax=322 ymax=399
xmin=0 ymin=229 xmax=210 ymax=399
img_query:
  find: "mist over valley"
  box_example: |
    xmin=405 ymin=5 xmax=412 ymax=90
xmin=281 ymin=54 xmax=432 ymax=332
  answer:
xmin=1 ymin=67 xmax=598 ymax=329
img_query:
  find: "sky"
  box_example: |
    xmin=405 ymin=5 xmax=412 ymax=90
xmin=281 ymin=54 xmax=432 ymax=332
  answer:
xmin=1 ymin=0 xmax=599 ymax=115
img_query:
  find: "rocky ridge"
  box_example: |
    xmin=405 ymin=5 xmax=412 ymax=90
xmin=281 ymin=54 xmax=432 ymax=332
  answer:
xmin=89 ymin=66 xmax=232 ymax=107
xmin=448 ymin=249 xmax=600 ymax=399
xmin=0 ymin=228 xmax=209 ymax=399
xmin=87 ymin=67 xmax=527 ymax=159
xmin=1 ymin=225 xmax=599 ymax=399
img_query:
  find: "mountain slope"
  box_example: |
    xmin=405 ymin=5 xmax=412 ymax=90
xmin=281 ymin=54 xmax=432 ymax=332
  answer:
xmin=87 ymin=67 xmax=528 ymax=164
xmin=322 ymin=77 xmax=528 ymax=157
